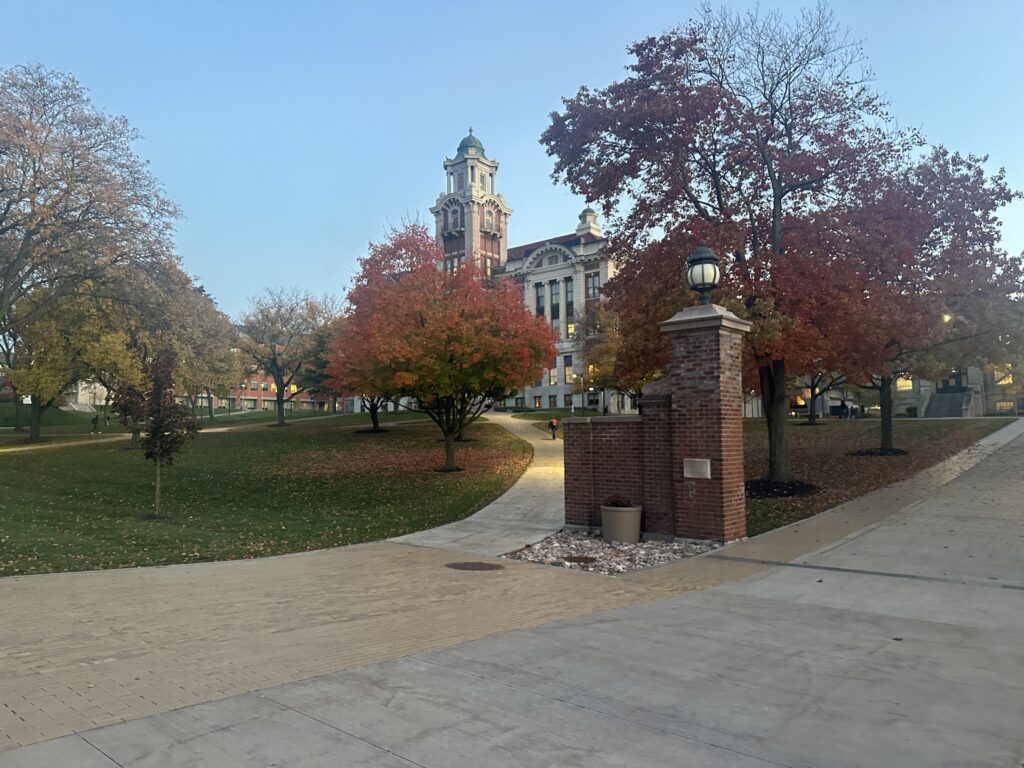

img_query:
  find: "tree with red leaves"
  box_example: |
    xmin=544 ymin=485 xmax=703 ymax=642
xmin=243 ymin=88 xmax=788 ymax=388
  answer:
xmin=115 ymin=348 xmax=200 ymax=517
xmin=330 ymin=224 xmax=556 ymax=470
xmin=543 ymin=4 xmax=915 ymax=482
xmin=834 ymin=148 xmax=1023 ymax=450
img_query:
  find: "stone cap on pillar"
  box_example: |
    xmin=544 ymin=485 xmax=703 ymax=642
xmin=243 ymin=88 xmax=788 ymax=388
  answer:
xmin=660 ymin=303 xmax=752 ymax=336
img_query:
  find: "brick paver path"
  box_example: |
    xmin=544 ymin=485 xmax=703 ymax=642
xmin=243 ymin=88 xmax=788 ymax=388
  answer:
xmin=0 ymin=542 xmax=669 ymax=751
xmin=3 ymin=417 xmax=1021 ymax=755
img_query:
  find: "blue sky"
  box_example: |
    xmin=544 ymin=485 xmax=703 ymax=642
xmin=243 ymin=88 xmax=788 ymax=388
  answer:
xmin=4 ymin=0 xmax=1022 ymax=316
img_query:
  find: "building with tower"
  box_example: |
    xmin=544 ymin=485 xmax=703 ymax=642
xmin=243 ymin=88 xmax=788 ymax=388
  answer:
xmin=432 ymin=131 xmax=631 ymax=413
xmin=430 ymin=129 xmax=512 ymax=277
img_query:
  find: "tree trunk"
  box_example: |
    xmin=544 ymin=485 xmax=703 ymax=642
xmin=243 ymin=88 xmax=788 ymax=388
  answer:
xmin=206 ymin=387 xmax=215 ymax=420
xmin=12 ymin=391 xmax=25 ymax=432
xmin=154 ymin=461 xmax=162 ymax=517
xmin=331 ymin=396 xmax=337 ymax=414
xmin=369 ymin=402 xmax=381 ymax=432
xmin=806 ymin=388 xmax=819 ymax=425
xmin=28 ymin=396 xmax=44 ymax=441
xmin=759 ymin=360 xmax=792 ymax=482
xmin=442 ymin=430 xmax=458 ymax=471
xmin=879 ymin=376 xmax=894 ymax=452
xmin=275 ymin=389 xmax=286 ymax=426
xmin=131 ymin=419 xmax=141 ymax=446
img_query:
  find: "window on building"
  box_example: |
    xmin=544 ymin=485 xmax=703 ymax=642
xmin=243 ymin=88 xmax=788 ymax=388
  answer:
xmin=533 ymin=395 xmax=542 ymax=409
xmin=549 ymin=366 xmax=557 ymax=386
xmin=547 ymin=255 xmax=558 ymax=267
xmin=249 ymin=381 xmax=257 ymax=390
xmin=563 ymin=355 xmax=573 ymax=384
xmin=564 ymin=277 xmax=573 ymax=319
xmin=563 ymin=394 xmax=573 ymax=407
xmin=485 ymin=210 xmax=493 ymax=230
xmin=996 ymin=400 xmax=1015 ymax=411
xmin=566 ymin=322 xmax=575 ymax=337
xmin=585 ymin=271 xmax=600 ymax=299
xmin=548 ymin=395 xmax=558 ymax=408
xmin=535 ymin=283 xmax=545 ymax=317
xmin=534 ymin=376 xmax=543 ymax=388
xmin=515 ymin=397 xmax=525 ymax=409
xmin=261 ymin=381 xmax=268 ymax=391
xmin=617 ymin=393 xmax=626 ymax=411
xmin=895 ymin=377 xmax=914 ymax=392
xmin=550 ymin=282 xmax=560 ymax=321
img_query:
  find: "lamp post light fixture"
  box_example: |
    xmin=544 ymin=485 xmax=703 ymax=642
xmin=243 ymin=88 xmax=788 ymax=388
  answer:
xmin=687 ymin=244 xmax=721 ymax=305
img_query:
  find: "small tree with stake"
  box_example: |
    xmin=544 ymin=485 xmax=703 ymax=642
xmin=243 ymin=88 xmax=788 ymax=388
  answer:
xmin=118 ymin=349 xmax=199 ymax=517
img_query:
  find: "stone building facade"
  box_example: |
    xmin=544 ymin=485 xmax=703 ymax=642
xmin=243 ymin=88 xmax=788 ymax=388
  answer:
xmin=431 ymin=131 xmax=630 ymax=413
xmin=429 ymin=129 xmax=512 ymax=277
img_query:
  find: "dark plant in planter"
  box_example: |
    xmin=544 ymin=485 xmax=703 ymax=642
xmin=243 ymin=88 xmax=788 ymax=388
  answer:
xmin=601 ymin=495 xmax=641 ymax=543
xmin=603 ymin=495 xmax=636 ymax=508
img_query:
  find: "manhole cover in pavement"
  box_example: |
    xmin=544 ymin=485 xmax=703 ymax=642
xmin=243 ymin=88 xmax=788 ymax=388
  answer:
xmin=445 ymin=561 xmax=505 ymax=571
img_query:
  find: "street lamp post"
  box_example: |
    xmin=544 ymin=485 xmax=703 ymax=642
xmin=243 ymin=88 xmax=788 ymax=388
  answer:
xmin=686 ymin=244 xmax=721 ymax=304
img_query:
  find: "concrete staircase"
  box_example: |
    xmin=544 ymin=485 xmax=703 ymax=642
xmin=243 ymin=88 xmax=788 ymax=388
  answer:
xmin=924 ymin=391 xmax=968 ymax=418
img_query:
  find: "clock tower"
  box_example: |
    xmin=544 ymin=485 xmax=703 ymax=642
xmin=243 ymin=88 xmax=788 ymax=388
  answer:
xmin=430 ymin=129 xmax=512 ymax=275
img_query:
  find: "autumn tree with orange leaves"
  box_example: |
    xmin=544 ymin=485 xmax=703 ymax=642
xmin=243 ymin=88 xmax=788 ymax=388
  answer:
xmin=329 ymin=225 xmax=556 ymax=470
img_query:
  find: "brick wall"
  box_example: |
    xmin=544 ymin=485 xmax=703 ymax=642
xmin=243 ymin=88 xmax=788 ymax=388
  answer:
xmin=562 ymin=306 xmax=749 ymax=542
xmin=564 ymin=416 xmax=644 ymax=528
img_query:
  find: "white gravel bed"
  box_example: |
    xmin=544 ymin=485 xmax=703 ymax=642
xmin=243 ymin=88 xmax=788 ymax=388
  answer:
xmin=505 ymin=530 xmax=721 ymax=575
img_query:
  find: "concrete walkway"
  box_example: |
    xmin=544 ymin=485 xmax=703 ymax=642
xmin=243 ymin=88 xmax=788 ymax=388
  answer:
xmin=389 ymin=412 xmax=564 ymax=555
xmin=2 ymin=420 xmax=1023 ymax=766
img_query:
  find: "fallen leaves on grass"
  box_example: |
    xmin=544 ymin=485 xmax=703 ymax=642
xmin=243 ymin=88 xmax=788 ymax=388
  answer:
xmin=744 ymin=418 xmax=1013 ymax=536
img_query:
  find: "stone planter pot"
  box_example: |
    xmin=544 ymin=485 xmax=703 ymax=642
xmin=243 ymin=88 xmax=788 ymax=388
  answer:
xmin=600 ymin=505 xmax=642 ymax=544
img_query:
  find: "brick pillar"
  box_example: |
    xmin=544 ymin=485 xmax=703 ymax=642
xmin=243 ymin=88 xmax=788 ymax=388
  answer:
xmin=660 ymin=304 xmax=751 ymax=541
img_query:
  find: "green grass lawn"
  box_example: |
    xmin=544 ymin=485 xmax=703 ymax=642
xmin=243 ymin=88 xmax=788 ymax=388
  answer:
xmin=0 ymin=418 xmax=531 ymax=576
xmin=744 ymin=417 xmax=1015 ymax=535
xmin=0 ymin=406 xmax=422 ymax=446
xmin=0 ymin=405 xmax=125 ymax=445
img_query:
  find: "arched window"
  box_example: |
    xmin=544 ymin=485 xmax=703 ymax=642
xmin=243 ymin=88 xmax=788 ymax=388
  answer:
xmin=484 ymin=210 xmax=493 ymax=230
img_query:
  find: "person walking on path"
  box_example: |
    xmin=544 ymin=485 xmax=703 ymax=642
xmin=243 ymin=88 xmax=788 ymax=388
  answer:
xmin=548 ymin=417 xmax=558 ymax=439
xmin=90 ymin=415 xmax=100 ymax=435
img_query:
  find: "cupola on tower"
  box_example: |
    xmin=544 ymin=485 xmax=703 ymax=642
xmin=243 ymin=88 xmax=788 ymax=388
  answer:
xmin=430 ymin=129 xmax=512 ymax=275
